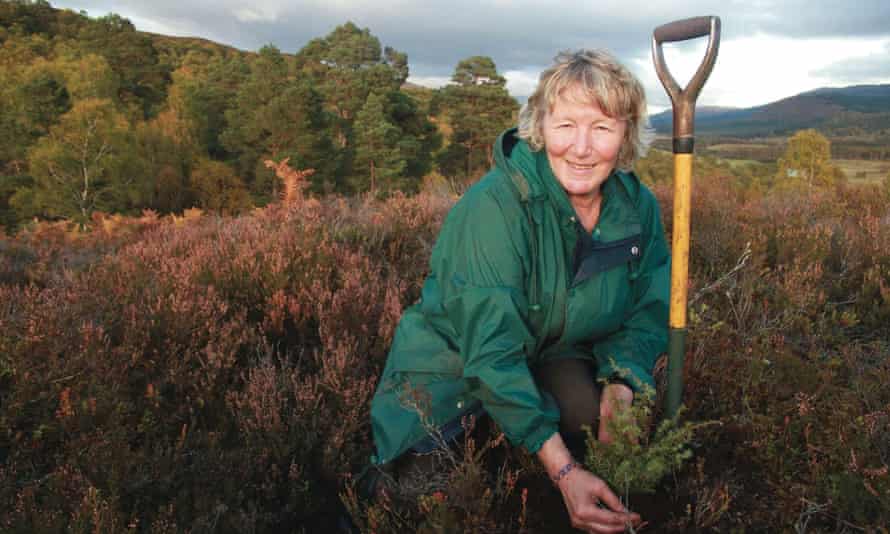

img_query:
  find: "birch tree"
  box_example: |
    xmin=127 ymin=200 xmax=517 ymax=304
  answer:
xmin=25 ymin=98 xmax=144 ymax=224
xmin=777 ymin=129 xmax=840 ymax=188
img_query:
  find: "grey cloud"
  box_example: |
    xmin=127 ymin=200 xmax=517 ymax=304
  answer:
xmin=52 ymin=0 xmax=890 ymax=103
xmin=813 ymin=42 xmax=890 ymax=84
xmin=734 ymin=0 xmax=890 ymax=38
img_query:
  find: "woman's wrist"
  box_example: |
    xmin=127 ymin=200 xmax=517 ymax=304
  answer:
xmin=537 ymin=432 xmax=577 ymax=481
xmin=551 ymin=460 xmax=578 ymax=485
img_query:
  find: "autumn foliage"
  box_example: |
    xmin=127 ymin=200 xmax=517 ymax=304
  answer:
xmin=1 ymin=175 xmax=889 ymax=532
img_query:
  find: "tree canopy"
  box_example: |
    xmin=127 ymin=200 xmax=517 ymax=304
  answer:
xmin=776 ymin=129 xmax=842 ymax=188
xmin=23 ymin=98 xmax=144 ymax=223
xmin=0 ymin=2 xmax=518 ymax=232
xmin=435 ymin=56 xmax=517 ymax=184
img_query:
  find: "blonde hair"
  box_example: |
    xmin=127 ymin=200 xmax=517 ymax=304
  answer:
xmin=518 ymin=49 xmax=652 ymax=170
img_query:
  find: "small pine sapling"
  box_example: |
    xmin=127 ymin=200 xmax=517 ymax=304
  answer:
xmin=583 ymin=366 xmax=705 ymax=497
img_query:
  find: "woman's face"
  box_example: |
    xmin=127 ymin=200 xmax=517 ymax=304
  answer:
xmin=542 ymin=87 xmax=627 ymax=201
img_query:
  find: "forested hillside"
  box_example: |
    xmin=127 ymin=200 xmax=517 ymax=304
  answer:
xmin=0 ymin=0 xmax=516 ymax=232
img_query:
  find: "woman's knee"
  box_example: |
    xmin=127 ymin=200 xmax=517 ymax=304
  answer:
xmin=534 ymin=358 xmax=601 ymax=435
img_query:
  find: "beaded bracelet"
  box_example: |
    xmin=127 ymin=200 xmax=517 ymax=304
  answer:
xmin=551 ymin=461 xmax=578 ymax=485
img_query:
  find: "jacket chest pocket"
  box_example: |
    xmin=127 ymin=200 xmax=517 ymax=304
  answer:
xmin=572 ymin=233 xmax=643 ymax=286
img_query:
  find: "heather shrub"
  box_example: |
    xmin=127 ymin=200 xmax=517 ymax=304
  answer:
xmin=663 ymin=176 xmax=890 ymax=530
xmin=0 ymin=210 xmax=164 ymax=287
xmin=342 ymin=417 xmax=530 ymax=534
xmin=0 ymin=193 xmax=452 ymax=531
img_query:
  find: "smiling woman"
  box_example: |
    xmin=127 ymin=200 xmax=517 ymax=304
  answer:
xmin=365 ymin=49 xmax=669 ymax=533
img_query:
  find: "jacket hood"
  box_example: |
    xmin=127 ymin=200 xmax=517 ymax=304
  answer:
xmin=493 ymin=128 xmax=544 ymax=202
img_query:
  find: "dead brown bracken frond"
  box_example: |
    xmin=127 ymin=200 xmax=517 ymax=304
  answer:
xmin=264 ymin=158 xmax=315 ymax=206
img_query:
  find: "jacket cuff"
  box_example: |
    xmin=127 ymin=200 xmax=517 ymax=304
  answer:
xmin=596 ymin=360 xmax=654 ymax=395
xmin=521 ymin=424 xmax=560 ymax=455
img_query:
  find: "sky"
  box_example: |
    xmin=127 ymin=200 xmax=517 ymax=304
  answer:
xmin=52 ymin=0 xmax=890 ymax=113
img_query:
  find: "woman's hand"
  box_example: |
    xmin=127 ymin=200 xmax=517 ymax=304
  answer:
xmin=538 ymin=432 xmax=640 ymax=532
xmin=598 ymin=383 xmax=634 ymax=443
xmin=557 ymin=466 xmax=641 ymax=533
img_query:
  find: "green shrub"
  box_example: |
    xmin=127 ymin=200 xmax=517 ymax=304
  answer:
xmin=582 ymin=381 xmax=700 ymax=497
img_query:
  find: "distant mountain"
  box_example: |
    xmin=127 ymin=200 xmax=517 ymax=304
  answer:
xmin=650 ymin=84 xmax=890 ymax=137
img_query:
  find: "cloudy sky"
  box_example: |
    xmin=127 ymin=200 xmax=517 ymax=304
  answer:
xmin=54 ymin=0 xmax=890 ymax=112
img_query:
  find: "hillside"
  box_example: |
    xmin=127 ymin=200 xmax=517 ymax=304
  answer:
xmin=148 ymin=32 xmax=247 ymax=64
xmin=650 ymin=84 xmax=890 ymax=138
xmin=2 ymin=2 xmax=523 ymax=232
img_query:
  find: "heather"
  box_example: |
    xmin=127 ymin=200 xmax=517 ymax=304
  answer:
xmin=2 ymin=176 xmax=889 ymax=532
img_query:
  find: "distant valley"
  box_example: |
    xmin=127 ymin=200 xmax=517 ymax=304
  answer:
xmin=649 ymin=84 xmax=890 ymax=162
xmin=650 ymin=84 xmax=890 ymax=137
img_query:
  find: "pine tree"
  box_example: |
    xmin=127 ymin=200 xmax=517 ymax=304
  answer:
xmin=294 ymin=22 xmax=429 ymax=191
xmin=76 ymin=13 xmax=170 ymax=118
xmin=220 ymin=45 xmax=289 ymax=181
xmin=296 ymin=22 xmax=403 ymax=127
xmin=175 ymin=52 xmax=249 ymax=160
xmin=437 ymin=56 xmax=517 ymax=184
xmin=386 ymin=91 xmax=442 ymax=189
xmin=352 ymin=92 xmax=405 ymax=193
xmin=221 ymin=47 xmax=337 ymax=199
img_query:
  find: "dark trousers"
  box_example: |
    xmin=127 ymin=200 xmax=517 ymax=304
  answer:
xmin=534 ymin=357 xmax=602 ymax=457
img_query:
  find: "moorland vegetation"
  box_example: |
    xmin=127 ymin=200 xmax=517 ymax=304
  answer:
xmin=2 ymin=159 xmax=889 ymax=532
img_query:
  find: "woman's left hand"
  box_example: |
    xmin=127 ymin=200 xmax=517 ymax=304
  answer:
xmin=597 ymin=383 xmax=634 ymax=443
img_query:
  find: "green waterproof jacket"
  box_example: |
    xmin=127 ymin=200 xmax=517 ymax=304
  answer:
xmin=370 ymin=128 xmax=670 ymax=464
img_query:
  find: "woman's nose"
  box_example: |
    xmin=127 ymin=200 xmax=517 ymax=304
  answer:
xmin=571 ymin=129 xmax=593 ymax=158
